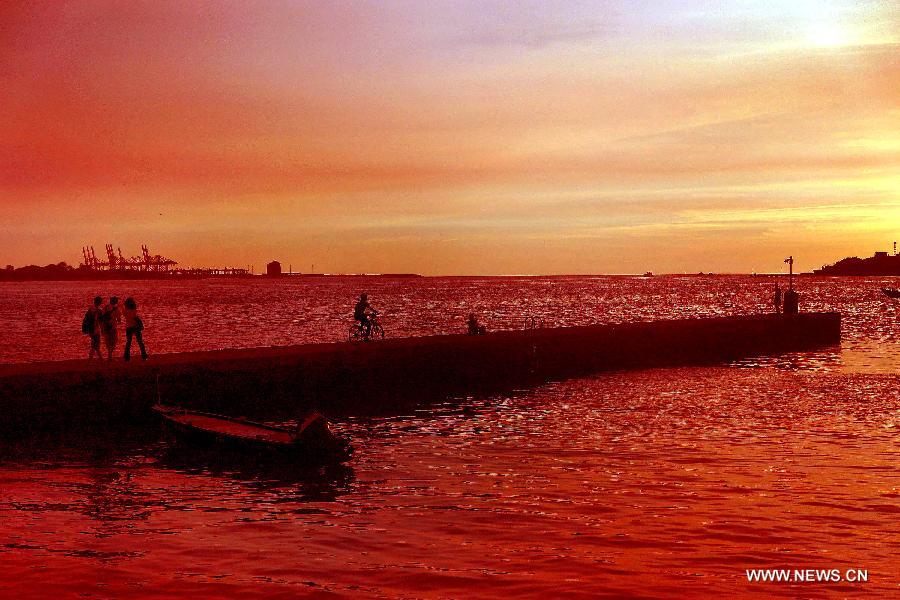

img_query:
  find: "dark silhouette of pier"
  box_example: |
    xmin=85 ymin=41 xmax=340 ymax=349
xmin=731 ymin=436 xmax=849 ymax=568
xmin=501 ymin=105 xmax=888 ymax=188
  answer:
xmin=0 ymin=313 xmax=840 ymax=438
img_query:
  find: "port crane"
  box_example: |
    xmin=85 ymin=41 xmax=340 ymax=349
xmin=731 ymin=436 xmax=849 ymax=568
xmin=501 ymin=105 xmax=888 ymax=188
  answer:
xmin=81 ymin=244 xmax=177 ymax=272
xmin=80 ymin=243 xmax=249 ymax=277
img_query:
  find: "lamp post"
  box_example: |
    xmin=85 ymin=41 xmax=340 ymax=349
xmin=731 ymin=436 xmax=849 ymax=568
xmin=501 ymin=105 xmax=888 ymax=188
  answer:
xmin=784 ymin=256 xmax=794 ymax=291
xmin=782 ymin=256 xmax=798 ymax=314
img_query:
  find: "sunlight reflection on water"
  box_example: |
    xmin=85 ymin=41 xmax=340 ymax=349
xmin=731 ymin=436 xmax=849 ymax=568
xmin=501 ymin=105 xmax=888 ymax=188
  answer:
xmin=0 ymin=367 xmax=898 ymax=597
xmin=1 ymin=275 xmax=899 ymax=374
xmin=1 ymin=276 xmax=899 ymax=597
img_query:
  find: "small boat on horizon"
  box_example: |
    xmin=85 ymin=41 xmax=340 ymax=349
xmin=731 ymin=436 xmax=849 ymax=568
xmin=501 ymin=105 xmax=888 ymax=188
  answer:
xmin=153 ymin=405 xmax=352 ymax=462
xmin=881 ymin=288 xmax=900 ymax=299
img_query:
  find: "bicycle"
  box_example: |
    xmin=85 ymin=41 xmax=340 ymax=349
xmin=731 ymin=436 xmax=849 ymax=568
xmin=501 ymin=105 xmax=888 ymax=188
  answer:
xmin=348 ymin=314 xmax=385 ymax=344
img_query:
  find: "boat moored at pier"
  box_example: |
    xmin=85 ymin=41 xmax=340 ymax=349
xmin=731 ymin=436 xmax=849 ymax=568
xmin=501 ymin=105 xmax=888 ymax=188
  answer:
xmin=153 ymin=405 xmax=352 ymax=462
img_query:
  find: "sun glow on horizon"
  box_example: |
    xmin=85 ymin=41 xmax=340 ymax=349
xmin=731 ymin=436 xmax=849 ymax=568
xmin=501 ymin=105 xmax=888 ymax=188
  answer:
xmin=807 ymin=22 xmax=854 ymax=47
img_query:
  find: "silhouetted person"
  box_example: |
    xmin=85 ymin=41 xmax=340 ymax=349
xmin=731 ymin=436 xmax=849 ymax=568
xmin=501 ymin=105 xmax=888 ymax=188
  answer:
xmin=467 ymin=312 xmax=486 ymax=335
xmin=783 ymin=289 xmax=799 ymax=315
xmin=123 ymin=297 xmax=148 ymax=361
xmin=99 ymin=296 xmax=121 ymax=361
xmin=82 ymin=296 xmax=104 ymax=360
xmin=773 ymin=282 xmax=783 ymax=314
xmin=354 ymin=293 xmax=377 ymax=338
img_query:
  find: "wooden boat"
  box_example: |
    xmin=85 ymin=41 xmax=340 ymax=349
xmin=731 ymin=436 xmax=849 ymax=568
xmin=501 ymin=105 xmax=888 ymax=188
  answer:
xmin=881 ymin=288 xmax=900 ymax=299
xmin=153 ymin=405 xmax=352 ymax=461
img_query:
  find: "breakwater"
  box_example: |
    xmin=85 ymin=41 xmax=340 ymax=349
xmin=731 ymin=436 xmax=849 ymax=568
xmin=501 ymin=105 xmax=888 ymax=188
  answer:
xmin=0 ymin=313 xmax=840 ymax=434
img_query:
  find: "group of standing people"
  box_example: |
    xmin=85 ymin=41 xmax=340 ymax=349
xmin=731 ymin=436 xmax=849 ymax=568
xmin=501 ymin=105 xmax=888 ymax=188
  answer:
xmin=82 ymin=296 xmax=148 ymax=361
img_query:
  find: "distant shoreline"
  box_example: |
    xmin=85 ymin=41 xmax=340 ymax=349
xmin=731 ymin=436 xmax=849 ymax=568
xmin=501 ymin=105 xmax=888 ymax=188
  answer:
xmin=813 ymin=251 xmax=900 ymax=276
xmin=0 ymin=272 xmax=425 ymax=282
xmin=2 ymin=272 xmax=893 ymax=283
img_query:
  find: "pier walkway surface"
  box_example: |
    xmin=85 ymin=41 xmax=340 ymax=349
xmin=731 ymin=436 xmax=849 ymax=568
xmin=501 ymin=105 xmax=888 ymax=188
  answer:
xmin=0 ymin=313 xmax=840 ymax=434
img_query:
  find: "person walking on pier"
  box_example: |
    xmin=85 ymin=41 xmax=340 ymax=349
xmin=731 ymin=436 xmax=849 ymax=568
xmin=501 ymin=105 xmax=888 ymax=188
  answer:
xmin=99 ymin=296 xmax=121 ymax=361
xmin=123 ymin=297 xmax=148 ymax=361
xmin=773 ymin=281 xmax=783 ymax=314
xmin=82 ymin=296 xmax=104 ymax=360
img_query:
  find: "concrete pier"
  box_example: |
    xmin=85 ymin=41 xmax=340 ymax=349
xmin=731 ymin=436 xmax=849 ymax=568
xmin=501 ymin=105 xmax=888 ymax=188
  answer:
xmin=0 ymin=313 xmax=840 ymax=434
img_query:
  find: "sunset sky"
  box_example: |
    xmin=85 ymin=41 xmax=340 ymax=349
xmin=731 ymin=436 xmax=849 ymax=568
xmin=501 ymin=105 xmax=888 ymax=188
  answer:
xmin=1 ymin=1 xmax=897 ymax=274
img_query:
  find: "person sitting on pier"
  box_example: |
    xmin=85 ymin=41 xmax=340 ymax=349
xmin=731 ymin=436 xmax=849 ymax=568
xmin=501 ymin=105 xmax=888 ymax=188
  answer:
xmin=467 ymin=312 xmax=486 ymax=335
xmin=354 ymin=293 xmax=378 ymax=338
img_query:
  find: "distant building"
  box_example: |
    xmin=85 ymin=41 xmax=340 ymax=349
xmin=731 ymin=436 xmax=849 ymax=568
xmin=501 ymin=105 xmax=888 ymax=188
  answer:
xmin=266 ymin=261 xmax=282 ymax=277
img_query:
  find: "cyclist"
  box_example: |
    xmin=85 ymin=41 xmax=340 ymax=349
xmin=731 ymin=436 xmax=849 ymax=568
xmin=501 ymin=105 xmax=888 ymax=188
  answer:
xmin=354 ymin=293 xmax=378 ymax=338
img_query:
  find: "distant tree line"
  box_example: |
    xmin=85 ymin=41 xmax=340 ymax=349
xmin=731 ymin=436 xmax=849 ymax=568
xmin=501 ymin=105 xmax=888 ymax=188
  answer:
xmin=0 ymin=262 xmax=191 ymax=281
xmin=0 ymin=262 xmax=100 ymax=281
xmin=0 ymin=262 xmax=149 ymax=281
xmin=813 ymin=252 xmax=900 ymax=276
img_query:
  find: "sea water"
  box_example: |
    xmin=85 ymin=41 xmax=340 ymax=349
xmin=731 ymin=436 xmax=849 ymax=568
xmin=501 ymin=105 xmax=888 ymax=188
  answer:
xmin=0 ymin=276 xmax=898 ymax=597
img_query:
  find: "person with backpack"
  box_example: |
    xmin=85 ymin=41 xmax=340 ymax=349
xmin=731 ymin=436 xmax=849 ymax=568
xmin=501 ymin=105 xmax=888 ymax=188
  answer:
xmin=99 ymin=296 xmax=121 ymax=361
xmin=82 ymin=296 xmax=103 ymax=360
xmin=122 ymin=297 xmax=148 ymax=361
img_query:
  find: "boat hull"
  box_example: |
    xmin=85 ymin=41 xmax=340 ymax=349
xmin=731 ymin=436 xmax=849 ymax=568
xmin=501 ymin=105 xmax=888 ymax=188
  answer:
xmin=154 ymin=406 xmax=352 ymax=462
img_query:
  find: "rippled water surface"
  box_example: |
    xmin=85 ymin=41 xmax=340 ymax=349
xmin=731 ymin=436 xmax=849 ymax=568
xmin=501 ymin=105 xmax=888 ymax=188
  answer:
xmin=1 ymin=277 xmax=899 ymax=597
